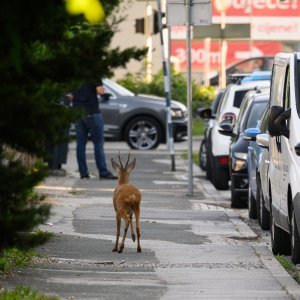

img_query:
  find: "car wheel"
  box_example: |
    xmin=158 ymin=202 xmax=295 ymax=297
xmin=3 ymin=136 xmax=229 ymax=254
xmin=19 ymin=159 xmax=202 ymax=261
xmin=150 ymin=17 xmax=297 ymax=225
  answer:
xmin=212 ymin=156 xmax=229 ymax=190
xmin=248 ymin=184 xmax=257 ymax=219
xmin=199 ymin=139 xmax=207 ymax=171
xmin=290 ymin=205 xmax=300 ymax=264
xmin=124 ymin=116 xmax=162 ymax=150
xmin=256 ymin=177 xmax=270 ymax=230
xmin=270 ymin=202 xmax=290 ymax=255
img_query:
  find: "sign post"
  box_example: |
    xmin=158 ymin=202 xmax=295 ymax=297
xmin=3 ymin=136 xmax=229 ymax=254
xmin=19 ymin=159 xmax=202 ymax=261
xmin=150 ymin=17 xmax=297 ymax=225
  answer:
xmin=157 ymin=0 xmax=176 ymax=171
xmin=167 ymin=0 xmax=212 ymax=196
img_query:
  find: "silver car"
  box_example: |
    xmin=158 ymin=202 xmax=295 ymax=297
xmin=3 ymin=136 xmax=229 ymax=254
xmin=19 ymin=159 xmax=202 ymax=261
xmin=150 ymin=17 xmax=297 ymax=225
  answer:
xmin=72 ymin=79 xmax=188 ymax=150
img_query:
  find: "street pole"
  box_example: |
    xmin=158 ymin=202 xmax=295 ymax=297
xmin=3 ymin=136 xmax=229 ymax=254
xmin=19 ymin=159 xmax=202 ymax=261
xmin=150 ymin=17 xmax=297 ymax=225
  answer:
xmin=157 ymin=0 xmax=176 ymax=171
xmin=186 ymin=0 xmax=193 ymax=196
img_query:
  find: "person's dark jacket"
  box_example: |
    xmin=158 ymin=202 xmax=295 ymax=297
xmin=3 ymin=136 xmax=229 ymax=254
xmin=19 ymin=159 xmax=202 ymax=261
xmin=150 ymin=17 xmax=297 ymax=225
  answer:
xmin=73 ymin=82 xmax=100 ymax=115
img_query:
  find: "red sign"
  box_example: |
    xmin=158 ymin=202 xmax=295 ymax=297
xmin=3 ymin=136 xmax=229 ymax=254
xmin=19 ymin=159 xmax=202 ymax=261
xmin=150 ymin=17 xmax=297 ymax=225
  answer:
xmin=212 ymin=0 xmax=300 ymax=18
xmin=171 ymin=41 xmax=283 ymax=71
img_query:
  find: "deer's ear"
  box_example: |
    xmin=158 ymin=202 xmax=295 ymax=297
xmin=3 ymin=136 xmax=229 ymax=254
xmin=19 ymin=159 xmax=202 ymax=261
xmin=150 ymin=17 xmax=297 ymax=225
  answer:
xmin=111 ymin=158 xmax=121 ymax=171
xmin=126 ymin=158 xmax=136 ymax=172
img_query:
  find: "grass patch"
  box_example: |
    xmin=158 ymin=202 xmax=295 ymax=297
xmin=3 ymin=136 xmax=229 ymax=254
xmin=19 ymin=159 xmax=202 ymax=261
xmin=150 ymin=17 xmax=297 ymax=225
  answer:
xmin=181 ymin=151 xmax=199 ymax=165
xmin=0 ymin=286 xmax=58 ymax=300
xmin=0 ymin=229 xmax=52 ymax=273
xmin=0 ymin=248 xmax=39 ymax=273
xmin=276 ymin=254 xmax=300 ymax=283
xmin=192 ymin=118 xmax=205 ymax=136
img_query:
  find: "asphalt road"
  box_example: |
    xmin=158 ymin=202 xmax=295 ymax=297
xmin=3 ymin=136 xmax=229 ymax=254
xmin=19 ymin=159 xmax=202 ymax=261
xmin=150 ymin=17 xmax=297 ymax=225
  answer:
xmin=2 ymin=139 xmax=300 ymax=299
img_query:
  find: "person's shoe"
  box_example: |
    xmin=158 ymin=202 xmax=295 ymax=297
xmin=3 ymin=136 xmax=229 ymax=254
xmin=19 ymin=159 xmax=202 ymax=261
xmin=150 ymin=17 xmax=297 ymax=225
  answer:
xmin=80 ymin=174 xmax=90 ymax=179
xmin=100 ymin=171 xmax=117 ymax=180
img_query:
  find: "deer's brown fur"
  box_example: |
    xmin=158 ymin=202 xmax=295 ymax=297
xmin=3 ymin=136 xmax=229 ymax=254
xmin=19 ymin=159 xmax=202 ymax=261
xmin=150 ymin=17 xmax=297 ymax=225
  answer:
xmin=111 ymin=152 xmax=141 ymax=253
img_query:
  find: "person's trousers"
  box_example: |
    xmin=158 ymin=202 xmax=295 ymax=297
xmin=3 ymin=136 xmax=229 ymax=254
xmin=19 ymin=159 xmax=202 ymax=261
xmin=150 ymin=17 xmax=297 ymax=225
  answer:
xmin=75 ymin=113 xmax=109 ymax=177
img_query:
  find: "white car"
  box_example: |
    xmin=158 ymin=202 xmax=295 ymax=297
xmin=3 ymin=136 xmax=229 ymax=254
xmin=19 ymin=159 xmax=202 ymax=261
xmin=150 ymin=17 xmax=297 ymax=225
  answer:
xmin=267 ymin=52 xmax=300 ymax=264
xmin=202 ymin=78 xmax=271 ymax=190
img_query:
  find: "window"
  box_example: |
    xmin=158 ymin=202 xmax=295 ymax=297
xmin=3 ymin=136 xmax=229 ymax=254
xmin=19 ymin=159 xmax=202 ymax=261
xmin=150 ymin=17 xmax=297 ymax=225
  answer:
xmin=270 ymin=64 xmax=286 ymax=106
xmin=233 ymin=90 xmax=250 ymax=108
xmin=246 ymin=101 xmax=268 ymax=129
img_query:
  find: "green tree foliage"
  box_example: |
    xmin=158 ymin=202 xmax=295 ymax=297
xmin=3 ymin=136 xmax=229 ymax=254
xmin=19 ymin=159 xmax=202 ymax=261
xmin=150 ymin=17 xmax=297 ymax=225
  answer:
xmin=118 ymin=69 xmax=216 ymax=114
xmin=0 ymin=0 xmax=147 ymax=249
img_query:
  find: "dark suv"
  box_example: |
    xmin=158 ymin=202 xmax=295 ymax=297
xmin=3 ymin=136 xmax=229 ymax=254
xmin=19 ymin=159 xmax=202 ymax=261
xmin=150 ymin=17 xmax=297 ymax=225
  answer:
xmin=71 ymin=79 xmax=188 ymax=150
xmin=218 ymin=89 xmax=269 ymax=207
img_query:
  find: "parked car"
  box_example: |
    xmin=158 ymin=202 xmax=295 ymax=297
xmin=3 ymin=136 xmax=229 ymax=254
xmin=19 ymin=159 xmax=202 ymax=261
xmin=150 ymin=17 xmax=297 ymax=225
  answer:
xmin=243 ymin=104 xmax=271 ymax=230
xmin=198 ymin=74 xmax=271 ymax=190
xmin=219 ymin=90 xmax=269 ymax=208
xmin=197 ymin=88 xmax=225 ymax=174
xmin=267 ymin=52 xmax=300 ymax=264
xmin=71 ymin=79 xmax=188 ymax=150
xmin=209 ymin=56 xmax=274 ymax=86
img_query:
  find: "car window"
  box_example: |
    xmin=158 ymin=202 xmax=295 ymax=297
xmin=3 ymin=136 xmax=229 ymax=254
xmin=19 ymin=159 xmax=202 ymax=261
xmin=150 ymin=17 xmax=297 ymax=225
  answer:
xmin=231 ymin=58 xmax=265 ymax=74
xmin=246 ymin=101 xmax=268 ymax=129
xmin=270 ymin=63 xmax=286 ymax=106
xmin=103 ymin=85 xmax=117 ymax=99
xmin=259 ymin=107 xmax=269 ymax=133
xmin=211 ymin=90 xmax=225 ymax=115
xmin=103 ymin=79 xmax=135 ymax=97
xmin=233 ymin=90 xmax=251 ymax=108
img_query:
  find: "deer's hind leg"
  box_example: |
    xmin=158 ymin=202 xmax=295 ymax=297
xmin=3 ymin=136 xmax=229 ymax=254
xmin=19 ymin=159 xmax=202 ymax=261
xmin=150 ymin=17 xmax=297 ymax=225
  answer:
xmin=112 ymin=214 xmax=121 ymax=252
xmin=130 ymin=213 xmax=136 ymax=242
xmin=118 ymin=212 xmax=131 ymax=253
xmin=135 ymin=207 xmax=142 ymax=253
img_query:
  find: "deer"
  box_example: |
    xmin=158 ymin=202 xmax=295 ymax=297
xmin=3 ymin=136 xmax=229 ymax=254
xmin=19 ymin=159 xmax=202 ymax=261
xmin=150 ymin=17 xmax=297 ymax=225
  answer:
xmin=111 ymin=152 xmax=141 ymax=253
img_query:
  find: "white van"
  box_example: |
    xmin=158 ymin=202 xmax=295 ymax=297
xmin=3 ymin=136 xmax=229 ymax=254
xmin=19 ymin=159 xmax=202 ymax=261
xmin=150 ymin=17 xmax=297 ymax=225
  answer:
xmin=268 ymin=52 xmax=300 ymax=264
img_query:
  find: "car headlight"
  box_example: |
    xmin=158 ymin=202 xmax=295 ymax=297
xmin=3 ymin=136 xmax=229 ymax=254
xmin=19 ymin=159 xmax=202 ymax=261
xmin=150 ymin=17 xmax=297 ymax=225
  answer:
xmin=171 ymin=108 xmax=184 ymax=118
xmin=233 ymin=152 xmax=247 ymax=160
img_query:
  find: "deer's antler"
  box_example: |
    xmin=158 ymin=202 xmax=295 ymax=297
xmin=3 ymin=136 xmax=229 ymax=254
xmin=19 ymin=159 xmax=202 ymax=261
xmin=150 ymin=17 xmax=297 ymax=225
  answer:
xmin=118 ymin=151 xmax=123 ymax=169
xmin=125 ymin=151 xmax=131 ymax=169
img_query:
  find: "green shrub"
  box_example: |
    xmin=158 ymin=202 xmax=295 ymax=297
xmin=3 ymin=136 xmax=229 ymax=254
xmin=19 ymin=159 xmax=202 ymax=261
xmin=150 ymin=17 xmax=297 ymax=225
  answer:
xmin=118 ymin=69 xmax=216 ymax=114
xmin=0 ymin=286 xmax=58 ymax=300
xmin=0 ymin=248 xmax=38 ymax=273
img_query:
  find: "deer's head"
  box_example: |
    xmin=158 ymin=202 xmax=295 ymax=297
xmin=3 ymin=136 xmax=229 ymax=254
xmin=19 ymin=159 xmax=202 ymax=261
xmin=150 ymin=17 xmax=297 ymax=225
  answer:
xmin=111 ymin=152 xmax=136 ymax=184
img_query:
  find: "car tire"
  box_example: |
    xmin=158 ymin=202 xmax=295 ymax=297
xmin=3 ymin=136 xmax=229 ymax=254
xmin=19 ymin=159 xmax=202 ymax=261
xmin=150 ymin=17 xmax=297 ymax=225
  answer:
xmin=124 ymin=116 xmax=162 ymax=150
xmin=199 ymin=139 xmax=207 ymax=171
xmin=270 ymin=202 xmax=290 ymax=256
xmin=256 ymin=177 xmax=270 ymax=230
xmin=206 ymin=146 xmax=213 ymax=181
xmin=290 ymin=205 xmax=300 ymax=264
xmin=212 ymin=156 xmax=229 ymax=190
xmin=231 ymin=175 xmax=241 ymax=208
xmin=248 ymin=184 xmax=257 ymax=219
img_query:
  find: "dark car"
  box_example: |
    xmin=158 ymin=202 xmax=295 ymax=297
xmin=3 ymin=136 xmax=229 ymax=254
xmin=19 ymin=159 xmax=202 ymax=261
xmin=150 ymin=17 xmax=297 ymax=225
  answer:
xmin=210 ymin=56 xmax=274 ymax=86
xmin=71 ymin=79 xmax=188 ymax=150
xmin=218 ymin=89 xmax=269 ymax=208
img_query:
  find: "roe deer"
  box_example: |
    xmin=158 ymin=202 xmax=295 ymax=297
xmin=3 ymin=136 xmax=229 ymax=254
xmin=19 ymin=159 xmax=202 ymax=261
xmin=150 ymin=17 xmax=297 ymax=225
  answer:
xmin=111 ymin=152 xmax=141 ymax=253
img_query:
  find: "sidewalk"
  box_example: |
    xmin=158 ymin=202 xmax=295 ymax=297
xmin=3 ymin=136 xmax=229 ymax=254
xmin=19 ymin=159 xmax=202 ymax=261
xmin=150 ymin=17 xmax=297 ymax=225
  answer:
xmin=1 ymin=140 xmax=300 ymax=299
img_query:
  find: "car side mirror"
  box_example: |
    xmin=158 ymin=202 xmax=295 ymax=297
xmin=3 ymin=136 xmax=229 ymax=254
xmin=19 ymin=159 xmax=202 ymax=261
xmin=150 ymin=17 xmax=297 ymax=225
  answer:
xmin=197 ymin=108 xmax=213 ymax=119
xmin=268 ymin=105 xmax=291 ymax=138
xmin=218 ymin=121 xmax=234 ymax=136
xmin=256 ymin=133 xmax=269 ymax=149
xmin=101 ymin=93 xmax=112 ymax=101
xmin=243 ymin=128 xmax=261 ymax=141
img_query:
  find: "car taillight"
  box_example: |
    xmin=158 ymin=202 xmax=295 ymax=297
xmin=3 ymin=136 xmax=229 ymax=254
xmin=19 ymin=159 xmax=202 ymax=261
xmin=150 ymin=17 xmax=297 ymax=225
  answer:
xmin=221 ymin=112 xmax=236 ymax=124
xmin=218 ymin=156 xmax=229 ymax=165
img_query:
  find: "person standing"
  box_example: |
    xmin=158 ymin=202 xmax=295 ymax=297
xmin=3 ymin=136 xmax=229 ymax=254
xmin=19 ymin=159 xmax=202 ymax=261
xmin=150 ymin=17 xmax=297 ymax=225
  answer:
xmin=72 ymin=81 xmax=117 ymax=180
